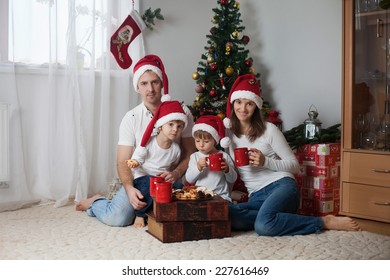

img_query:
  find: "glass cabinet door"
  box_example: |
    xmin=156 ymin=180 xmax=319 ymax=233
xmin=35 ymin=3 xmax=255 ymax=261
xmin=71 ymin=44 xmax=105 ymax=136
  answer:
xmin=353 ymin=0 xmax=389 ymax=150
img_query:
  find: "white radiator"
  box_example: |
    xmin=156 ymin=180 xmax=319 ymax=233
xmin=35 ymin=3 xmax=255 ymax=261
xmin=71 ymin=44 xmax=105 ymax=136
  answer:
xmin=0 ymin=103 xmax=9 ymax=183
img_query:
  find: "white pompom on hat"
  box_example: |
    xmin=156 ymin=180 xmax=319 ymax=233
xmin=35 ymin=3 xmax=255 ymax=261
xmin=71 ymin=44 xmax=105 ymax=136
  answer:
xmin=223 ymin=74 xmax=262 ymax=128
xmin=192 ymin=115 xmax=231 ymax=148
xmin=132 ymin=54 xmax=172 ymax=101
xmin=137 ymin=100 xmax=187 ymax=161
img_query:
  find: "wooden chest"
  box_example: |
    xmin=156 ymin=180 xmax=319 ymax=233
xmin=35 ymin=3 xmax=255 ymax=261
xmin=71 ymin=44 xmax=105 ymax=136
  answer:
xmin=153 ymin=195 xmax=229 ymax=222
xmin=147 ymin=213 xmax=231 ymax=243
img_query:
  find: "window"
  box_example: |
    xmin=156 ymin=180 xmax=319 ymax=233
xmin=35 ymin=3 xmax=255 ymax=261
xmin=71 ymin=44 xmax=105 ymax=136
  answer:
xmin=2 ymin=0 xmax=121 ymax=68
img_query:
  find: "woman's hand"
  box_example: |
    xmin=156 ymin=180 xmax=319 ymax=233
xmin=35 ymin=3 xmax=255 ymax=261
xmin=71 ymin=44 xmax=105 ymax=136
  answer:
xmin=157 ymin=170 xmax=181 ymax=183
xmin=249 ymin=148 xmax=265 ymax=167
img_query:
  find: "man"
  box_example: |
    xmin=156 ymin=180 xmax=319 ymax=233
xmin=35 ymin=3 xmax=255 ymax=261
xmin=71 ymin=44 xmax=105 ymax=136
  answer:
xmin=76 ymin=54 xmax=195 ymax=227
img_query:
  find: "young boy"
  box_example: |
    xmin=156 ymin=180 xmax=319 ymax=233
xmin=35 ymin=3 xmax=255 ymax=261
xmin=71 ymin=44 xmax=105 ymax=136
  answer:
xmin=127 ymin=100 xmax=188 ymax=227
xmin=185 ymin=115 xmax=237 ymax=202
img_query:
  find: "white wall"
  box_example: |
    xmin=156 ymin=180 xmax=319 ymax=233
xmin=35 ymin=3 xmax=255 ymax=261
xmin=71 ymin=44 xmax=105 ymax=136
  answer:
xmin=141 ymin=0 xmax=342 ymax=130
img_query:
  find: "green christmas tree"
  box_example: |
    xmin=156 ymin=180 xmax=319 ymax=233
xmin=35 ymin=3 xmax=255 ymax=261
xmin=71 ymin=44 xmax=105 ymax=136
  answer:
xmin=189 ymin=0 xmax=274 ymax=122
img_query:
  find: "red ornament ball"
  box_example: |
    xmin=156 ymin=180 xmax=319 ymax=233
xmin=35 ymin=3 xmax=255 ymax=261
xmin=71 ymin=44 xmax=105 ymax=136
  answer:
xmin=220 ymin=0 xmax=228 ymax=6
xmin=242 ymin=35 xmax=250 ymax=45
xmin=209 ymin=89 xmax=218 ymax=97
xmin=245 ymin=59 xmax=252 ymax=67
xmin=210 ymin=63 xmax=218 ymax=71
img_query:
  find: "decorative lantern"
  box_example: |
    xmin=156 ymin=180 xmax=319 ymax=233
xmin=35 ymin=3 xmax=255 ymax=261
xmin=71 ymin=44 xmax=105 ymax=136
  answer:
xmin=304 ymin=105 xmax=322 ymax=139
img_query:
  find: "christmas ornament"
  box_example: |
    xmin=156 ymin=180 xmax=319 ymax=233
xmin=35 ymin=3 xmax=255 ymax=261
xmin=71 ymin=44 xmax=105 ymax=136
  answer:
xmin=249 ymin=66 xmax=255 ymax=74
xmin=210 ymin=27 xmax=217 ymax=35
xmin=220 ymin=0 xmax=229 ymax=5
xmin=217 ymin=112 xmax=225 ymax=119
xmin=210 ymin=63 xmax=218 ymax=71
xmin=210 ymin=89 xmax=218 ymax=97
xmin=192 ymin=71 xmax=200 ymax=80
xmin=242 ymin=35 xmax=250 ymax=45
xmin=226 ymin=46 xmax=231 ymax=52
xmin=195 ymin=84 xmax=203 ymax=93
xmin=245 ymin=59 xmax=252 ymax=67
xmin=207 ymin=54 xmax=215 ymax=64
xmin=225 ymin=65 xmax=234 ymax=76
xmin=219 ymin=72 xmax=226 ymax=90
xmin=225 ymin=42 xmax=233 ymax=48
xmin=212 ymin=16 xmax=218 ymax=24
xmin=232 ymin=31 xmax=239 ymax=38
xmin=234 ymin=1 xmax=240 ymax=9
xmin=111 ymin=10 xmax=146 ymax=69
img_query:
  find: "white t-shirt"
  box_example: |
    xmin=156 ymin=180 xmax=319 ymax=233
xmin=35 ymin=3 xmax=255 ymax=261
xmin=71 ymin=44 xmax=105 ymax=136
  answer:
xmin=185 ymin=151 xmax=237 ymax=202
xmin=226 ymin=122 xmax=299 ymax=196
xmin=131 ymin=137 xmax=181 ymax=179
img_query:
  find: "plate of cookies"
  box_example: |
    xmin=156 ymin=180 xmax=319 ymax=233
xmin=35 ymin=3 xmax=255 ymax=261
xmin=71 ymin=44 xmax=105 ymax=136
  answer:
xmin=173 ymin=185 xmax=215 ymax=201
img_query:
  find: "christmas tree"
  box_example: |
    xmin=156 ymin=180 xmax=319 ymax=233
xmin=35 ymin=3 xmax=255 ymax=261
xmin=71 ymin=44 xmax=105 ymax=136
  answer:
xmin=189 ymin=0 xmax=276 ymax=123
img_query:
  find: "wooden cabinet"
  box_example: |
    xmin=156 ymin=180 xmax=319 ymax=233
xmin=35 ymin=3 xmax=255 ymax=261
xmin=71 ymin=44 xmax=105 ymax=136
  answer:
xmin=341 ymin=0 xmax=390 ymax=227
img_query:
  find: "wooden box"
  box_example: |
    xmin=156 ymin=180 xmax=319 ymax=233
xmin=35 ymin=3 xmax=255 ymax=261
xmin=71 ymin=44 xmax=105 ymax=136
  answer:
xmin=147 ymin=213 xmax=231 ymax=243
xmin=153 ymin=195 xmax=229 ymax=222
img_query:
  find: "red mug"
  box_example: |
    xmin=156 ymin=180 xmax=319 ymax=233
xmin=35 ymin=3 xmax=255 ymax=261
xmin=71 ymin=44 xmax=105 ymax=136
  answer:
xmin=234 ymin=147 xmax=250 ymax=166
xmin=207 ymin=153 xmax=223 ymax=171
xmin=155 ymin=181 xmax=172 ymax=203
xmin=150 ymin=176 xmax=165 ymax=197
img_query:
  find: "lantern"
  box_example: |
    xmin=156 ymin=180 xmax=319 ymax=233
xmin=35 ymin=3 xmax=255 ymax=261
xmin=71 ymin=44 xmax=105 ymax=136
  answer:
xmin=304 ymin=105 xmax=322 ymax=139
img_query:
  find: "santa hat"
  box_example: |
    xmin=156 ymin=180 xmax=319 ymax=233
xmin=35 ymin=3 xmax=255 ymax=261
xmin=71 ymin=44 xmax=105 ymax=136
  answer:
xmin=223 ymin=74 xmax=262 ymax=128
xmin=138 ymin=100 xmax=188 ymax=160
xmin=132 ymin=54 xmax=171 ymax=101
xmin=192 ymin=115 xmax=231 ymax=148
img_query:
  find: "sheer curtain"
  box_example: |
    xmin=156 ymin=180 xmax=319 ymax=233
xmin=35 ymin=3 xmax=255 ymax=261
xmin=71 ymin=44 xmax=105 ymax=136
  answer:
xmin=0 ymin=0 xmax=144 ymax=211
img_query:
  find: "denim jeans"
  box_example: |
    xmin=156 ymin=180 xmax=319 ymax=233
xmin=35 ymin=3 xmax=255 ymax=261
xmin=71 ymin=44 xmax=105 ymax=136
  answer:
xmin=229 ymin=177 xmax=324 ymax=236
xmin=87 ymin=176 xmax=183 ymax=227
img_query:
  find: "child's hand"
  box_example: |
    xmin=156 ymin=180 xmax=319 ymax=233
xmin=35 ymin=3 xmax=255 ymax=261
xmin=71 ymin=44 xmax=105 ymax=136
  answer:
xmin=126 ymin=159 xmax=140 ymax=168
xmin=197 ymin=157 xmax=208 ymax=172
xmin=221 ymin=158 xmax=229 ymax=173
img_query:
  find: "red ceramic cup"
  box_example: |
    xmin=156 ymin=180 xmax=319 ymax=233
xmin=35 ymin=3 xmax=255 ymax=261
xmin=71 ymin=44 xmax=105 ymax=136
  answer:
xmin=234 ymin=147 xmax=250 ymax=166
xmin=150 ymin=176 xmax=165 ymax=197
xmin=207 ymin=153 xmax=223 ymax=171
xmin=155 ymin=181 xmax=172 ymax=203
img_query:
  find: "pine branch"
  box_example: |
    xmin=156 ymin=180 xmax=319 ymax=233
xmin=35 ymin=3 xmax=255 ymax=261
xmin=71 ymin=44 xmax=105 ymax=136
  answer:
xmin=141 ymin=8 xmax=164 ymax=30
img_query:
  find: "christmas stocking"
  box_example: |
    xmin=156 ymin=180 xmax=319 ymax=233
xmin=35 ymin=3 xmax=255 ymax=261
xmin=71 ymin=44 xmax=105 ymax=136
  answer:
xmin=111 ymin=10 xmax=146 ymax=69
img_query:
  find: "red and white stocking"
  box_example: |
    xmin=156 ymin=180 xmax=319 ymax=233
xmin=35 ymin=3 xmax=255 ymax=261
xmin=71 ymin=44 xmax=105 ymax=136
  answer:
xmin=111 ymin=10 xmax=146 ymax=69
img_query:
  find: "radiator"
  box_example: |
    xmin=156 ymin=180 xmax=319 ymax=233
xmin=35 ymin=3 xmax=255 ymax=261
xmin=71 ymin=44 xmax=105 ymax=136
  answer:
xmin=0 ymin=103 xmax=9 ymax=184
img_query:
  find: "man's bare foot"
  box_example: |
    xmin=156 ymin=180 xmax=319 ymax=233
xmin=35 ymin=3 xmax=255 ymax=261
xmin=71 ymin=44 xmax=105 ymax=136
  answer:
xmin=322 ymin=215 xmax=360 ymax=231
xmin=75 ymin=194 xmax=103 ymax=211
xmin=133 ymin=216 xmax=146 ymax=228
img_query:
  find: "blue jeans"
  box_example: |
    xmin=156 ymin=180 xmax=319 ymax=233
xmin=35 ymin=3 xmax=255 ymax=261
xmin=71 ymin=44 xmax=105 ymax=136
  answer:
xmin=87 ymin=176 xmax=183 ymax=227
xmin=229 ymin=177 xmax=324 ymax=236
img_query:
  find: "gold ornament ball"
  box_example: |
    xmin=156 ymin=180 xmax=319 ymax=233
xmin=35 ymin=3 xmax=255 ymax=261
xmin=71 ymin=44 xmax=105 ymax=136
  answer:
xmin=232 ymin=31 xmax=239 ymax=38
xmin=234 ymin=2 xmax=240 ymax=9
xmin=217 ymin=112 xmax=225 ymax=119
xmin=192 ymin=71 xmax=200 ymax=80
xmin=211 ymin=16 xmax=218 ymax=24
xmin=249 ymin=66 xmax=255 ymax=74
xmin=226 ymin=46 xmax=231 ymax=52
xmin=225 ymin=65 xmax=234 ymax=76
xmin=207 ymin=55 xmax=214 ymax=64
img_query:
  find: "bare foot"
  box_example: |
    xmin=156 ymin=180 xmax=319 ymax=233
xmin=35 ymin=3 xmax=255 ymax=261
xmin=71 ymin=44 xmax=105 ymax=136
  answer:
xmin=75 ymin=194 xmax=103 ymax=211
xmin=322 ymin=215 xmax=360 ymax=231
xmin=133 ymin=216 xmax=146 ymax=228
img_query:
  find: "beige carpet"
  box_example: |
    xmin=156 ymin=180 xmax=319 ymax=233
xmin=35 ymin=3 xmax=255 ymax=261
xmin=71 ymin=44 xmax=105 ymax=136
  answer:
xmin=0 ymin=202 xmax=389 ymax=260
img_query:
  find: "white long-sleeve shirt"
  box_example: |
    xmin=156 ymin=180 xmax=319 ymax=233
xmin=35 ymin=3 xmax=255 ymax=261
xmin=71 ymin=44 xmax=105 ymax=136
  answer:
xmin=226 ymin=122 xmax=299 ymax=196
xmin=185 ymin=151 xmax=237 ymax=202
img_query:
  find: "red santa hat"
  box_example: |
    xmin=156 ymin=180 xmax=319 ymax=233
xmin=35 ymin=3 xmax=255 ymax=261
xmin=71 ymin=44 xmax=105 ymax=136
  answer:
xmin=223 ymin=74 xmax=262 ymax=128
xmin=137 ymin=100 xmax=188 ymax=159
xmin=132 ymin=54 xmax=171 ymax=101
xmin=192 ymin=115 xmax=231 ymax=148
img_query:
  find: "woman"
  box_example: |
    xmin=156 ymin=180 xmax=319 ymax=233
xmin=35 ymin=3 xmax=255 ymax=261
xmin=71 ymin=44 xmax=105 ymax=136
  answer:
xmin=224 ymin=74 xmax=360 ymax=236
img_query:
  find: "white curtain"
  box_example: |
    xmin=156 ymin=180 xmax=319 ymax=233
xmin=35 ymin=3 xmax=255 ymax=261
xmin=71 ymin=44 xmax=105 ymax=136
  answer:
xmin=0 ymin=0 xmax=144 ymax=211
